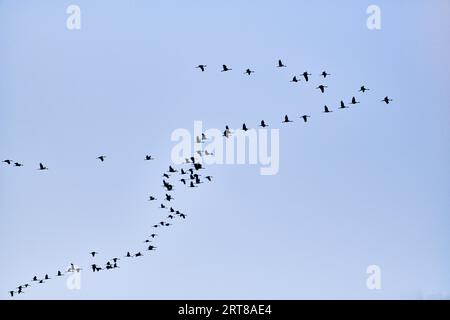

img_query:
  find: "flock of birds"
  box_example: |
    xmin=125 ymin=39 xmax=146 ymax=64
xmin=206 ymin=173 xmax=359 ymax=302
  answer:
xmin=4 ymin=59 xmax=392 ymax=298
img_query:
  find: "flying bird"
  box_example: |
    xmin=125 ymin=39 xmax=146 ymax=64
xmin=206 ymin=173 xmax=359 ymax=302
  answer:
xmin=349 ymin=96 xmax=360 ymax=105
xmin=242 ymin=123 xmax=248 ymax=131
xmin=283 ymin=115 xmax=293 ymax=123
xmin=3 ymin=160 xmax=12 ymax=165
xmin=290 ymin=76 xmax=300 ymax=83
xmin=196 ymin=64 xmax=206 ymax=72
xmin=301 ymin=115 xmax=310 ymax=123
xmin=302 ymin=71 xmax=312 ymax=82
xmin=244 ymin=68 xmax=254 ymax=75
xmin=96 ymin=156 xmax=106 ymax=162
xmin=339 ymin=101 xmax=349 ymax=109
xmin=321 ymin=71 xmax=331 ymax=78
xmin=38 ymin=163 xmax=48 ymax=171
xmin=221 ymin=65 xmax=232 ymax=72
xmin=90 ymin=252 xmax=99 ymax=257
xmin=277 ymin=59 xmax=286 ymax=68
xmin=382 ymin=96 xmax=393 ymax=104
xmin=323 ymin=105 xmax=332 ymax=113
xmin=260 ymin=120 xmax=268 ymax=128
xmin=14 ymin=162 xmax=23 ymax=167
xmin=316 ymin=85 xmax=327 ymax=93
xmin=359 ymin=86 xmax=369 ymax=93
xmin=145 ymin=155 xmax=154 ymax=160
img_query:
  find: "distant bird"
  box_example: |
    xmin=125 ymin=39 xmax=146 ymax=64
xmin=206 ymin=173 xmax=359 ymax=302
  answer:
xmin=168 ymin=166 xmax=177 ymax=173
xmin=221 ymin=64 xmax=232 ymax=72
xmin=134 ymin=252 xmax=143 ymax=257
xmin=167 ymin=215 xmax=174 ymax=219
xmin=180 ymin=178 xmax=186 ymax=185
xmin=323 ymin=105 xmax=332 ymax=113
xmin=112 ymin=258 xmax=120 ymax=263
xmin=244 ymin=68 xmax=254 ymax=75
xmin=382 ymin=96 xmax=393 ymax=104
xmin=150 ymin=234 xmax=157 ymax=238
xmin=359 ymin=86 xmax=369 ymax=93
xmin=90 ymin=251 xmax=98 ymax=257
xmin=9 ymin=291 xmax=14 ymax=297
xmin=349 ymin=96 xmax=360 ymax=105
xmin=321 ymin=71 xmax=331 ymax=78
xmin=242 ymin=123 xmax=248 ymax=131
xmin=160 ymin=203 xmax=166 ymax=209
xmin=302 ymin=71 xmax=312 ymax=82
xmin=316 ymin=85 xmax=327 ymax=93
xmin=277 ymin=59 xmax=286 ymax=68
xmin=301 ymin=115 xmax=310 ymax=123
xmin=283 ymin=115 xmax=293 ymax=123
xmin=96 ymin=156 xmax=106 ymax=162
xmin=179 ymin=213 xmax=187 ymax=219
xmin=125 ymin=252 xmax=132 ymax=258
xmin=32 ymin=276 xmax=38 ymax=282
xmin=205 ymin=176 xmax=213 ymax=181
xmin=38 ymin=163 xmax=48 ymax=170
xmin=223 ymin=130 xmax=231 ymax=138
xmin=14 ymin=162 xmax=23 ymax=167
xmin=260 ymin=120 xmax=268 ymax=128
xmin=339 ymin=101 xmax=348 ymax=109
xmin=3 ymin=160 xmax=12 ymax=165
xmin=147 ymin=245 xmax=156 ymax=251
xmin=196 ymin=64 xmax=206 ymax=72
xmin=165 ymin=194 xmax=173 ymax=201
xmin=57 ymin=271 xmax=63 ymax=277
xmin=44 ymin=274 xmax=50 ymax=280
xmin=148 ymin=196 xmax=156 ymax=201
xmin=189 ymin=181 xmax=197 ymax=188
xmin=145 ymin=155 xmax=154 ymax=160
xmin=163 ymin=173 xmax=170 ymax=179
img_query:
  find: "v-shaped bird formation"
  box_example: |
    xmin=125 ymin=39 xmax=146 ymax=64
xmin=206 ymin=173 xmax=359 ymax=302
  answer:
xmin=4 ymin=59 xmax=393 ymax=297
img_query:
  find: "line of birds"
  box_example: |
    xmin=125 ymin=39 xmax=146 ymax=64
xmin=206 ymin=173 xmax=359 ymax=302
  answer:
xmin=6 ymin=59 xmax=393 ymax=297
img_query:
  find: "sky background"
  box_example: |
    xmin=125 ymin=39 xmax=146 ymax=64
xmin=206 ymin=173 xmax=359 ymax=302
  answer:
xmin=1 ymin=0 xmax=449 ymax=299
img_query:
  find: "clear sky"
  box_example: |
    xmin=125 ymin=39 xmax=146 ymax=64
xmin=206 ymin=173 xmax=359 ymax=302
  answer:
xmin=1 ymin=0 xmax=449 ymax=299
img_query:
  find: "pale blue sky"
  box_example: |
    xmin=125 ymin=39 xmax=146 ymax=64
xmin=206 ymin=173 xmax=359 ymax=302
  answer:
xmin=1 ymin=0 xmax=449 ymax=299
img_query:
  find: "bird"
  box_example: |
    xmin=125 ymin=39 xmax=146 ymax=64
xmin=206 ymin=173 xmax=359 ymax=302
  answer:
xmin=242 ymin=123 xmax=248 ymax=131
xmin=290 ymin=76 xmax=300 ymax=83
xmin=38 ymin=163 xmax=48 ymax=170
xmin=221 ymin=64 xmax=232 ymax=72
xmin=302 ymin=71 xmax=312 ymax=81
xmin=202 ymin=133 xmax=207 ymax=141
xmin=148 ymin=196 xmax=156 ymax=201
xmin=179 ymin=213 xmax=187 ymax=219
xmin=96 ymin=156 xmax=106 ymax=162
xmin=160 ymin=203 xmax=166 ymax=209
xmin=32 ymin=276 xmax=38 ymax=282
xmin=134 ymin=252 xmax=143 ymax=257
xmin=14 ymin=162 xmax=23 ymax=167
xmin=150 ymin=234 xmax=158 ymax=238
xmin=163 ymin=173 xmax=170 ymax=179
xmin=321 ymin=71 xmax=331 ymax=78
xmin=323 ymin=105 xmax=332 ymax=113
xmin=125 ymin=252 xmax=132 ymax=258
xmin=44 ymin=274 xmax=50 ymax=280
xmin=277 ymin=59 xmax=286 ymax=68
xmin=180 ymin=178 xmax=186 ymax=185
xmin=196 ymin=64 xmax=206 ymax=72
xmin=260 ymin=120 xmax=268 ymax=128
xmin=205 ymin=176 xmax=213 ymax=181
xmin=3 ymin=160 xmax=12 ymax=165
xmin=283 ymin=115 xmax=293 ymax=123
xmin=90 ymin=251 xmax=99 ymax=257
xmin=57 ymin=271 xmax=63 ymax=277
xmin=9 ymin=291 xmax=15 ymax=297
xmin=145 ymin=155 xmax=154 ymax=160
xmin=339 ymin=101 xmax=349 ymax=109
xmin=359 ymin=86 xmax=369 ymax=93
xmin=168 ymin=166 xmax=177 ymax=173
xmin=316 ymin=85 xmax=327 ymax=93
xmin=349 ymin=96 xmax=360 ymax=105
xmin=301 ymin=115 xmax=310 ymax=123
xmin=167 ymin=215 xmax=174 ymax=219
xmin=165 ymin=194 xmax=173 ymax=201
xmin=147 ymin=245 xmax=157 ymax=251
xmin=382 ymin=96 xmax=393 ymax=104
xmin=244 ymin=68 xmax=254 ymax=75
xmin=189 ymin=181 xmax=197 ymax=188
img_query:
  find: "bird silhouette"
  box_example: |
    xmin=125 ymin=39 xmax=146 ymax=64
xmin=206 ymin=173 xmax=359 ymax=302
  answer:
xmin=302 ymin=71 xmax=312 ymax=81
xmin=90 ymin=252 xmax=98 ymax=257
xmin=38 ymin=163 xmax=48 ymax=170
xmin=205 ymin=176 xmax=213 ymax=181
xmin=339 ymin=101 xmax=349 ymax=109
xmin=290 ymin=76 xmax=300 ymax=83
xmin=316 ymin=85 xmax=327 ymax=93
xmin=57 ymin=271 xmax=63 ymax=277
xmin=260 ymin=120 xmax=268 ymax=128
xmin=3 ymin=160 xmax=12 ymax=165
xmin=147 ymin=245 xmax=157 ymax=251
xmin=196 ymin=64 xmax=206 ymax=72
xmin=321 ymin=71 xmax=331 ymax=78
xmin=359 ymin=86 xmax=369 ymax=93
xmin=244 ymin=68 xmax=254 ymax=75
xmin=283 ymin=115 xmax=293 ymax=123
xmin=96 ymin=156 xmax=106 ymax=162
xmin=323 ymin=105 xmax=333 ymax=113
xmin=301 ymin=115 xmax=311 ymax=123
xmin=14 ymin=162 xmax=23 ymax=167
xmin=148 ymin=196 xmax=156 ymax=201
xmin=165 ymin=194 xmax=173 ymax=201
xmin=242 ymin=123 xmax=248 ymax=131
xmin=382 ymin=96 xmax=393 ymax=104
xmin=349 ymin=96 xmax=360 ymax=105
xmin=277 ymin=59 xmax=286 ymax=68
xmin=221 ymin=65 xmax=232 ymax=72
xmin=145 ymin=155 xmax=154 ymax=160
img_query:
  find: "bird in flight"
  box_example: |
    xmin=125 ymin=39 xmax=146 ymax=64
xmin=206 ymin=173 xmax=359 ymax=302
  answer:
xmin=277 ymin=59 xmax=286 ymax=68
xmin=316 ymin=85 xmax=328 ymax=93
xmin=339 ymin=101 xmax=349 ymax=109
xmin=382 ymin=96 xmax=393 ymax=104
xmin=349 ymin=97 xmax=360 ymax=105
xmin=196 ymin=64 xmax=206 ymax=72
xmin=302 ymin=71 xmax=312 ymax=82
xmin=244 ymin=68 xmax=254 ymax=75
xmin=3 ymin=159 xmax=12 ymax=165
xmin=283 ymin=115 xmax=293 ymax=123
xmin=145 ymin=155 xmax=154 ymax=160
xmin=242 ymin=123 xmax=248 ymax=131
xmin=301 ymin=115 xmax=311 ymax=123
xmin=14 ymin=162 xmax=23 ymax=167
xmin=359 ymin=86 xmax=369 ymax=93
xmin=290 ymin=76 xmax=300 ymax=83
xmin=38 ymin=163 xmax=48 ymax=171
xmin=323 ymin=105 xmax=333 ymax=113
xmin=221 ymin=65 xmax=232 ymax=72
xmin=90 ymin=251 xmax=99 ymax=257
xmin=321 ymin=71 xmax=331 ymax=78
xmin=260 ymin=120 xmax=268 ymax=128
xmin=148 ymin=196 xmax=156 ymax=201
xmin=96 ymin=156 xmax=106 ymax=162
